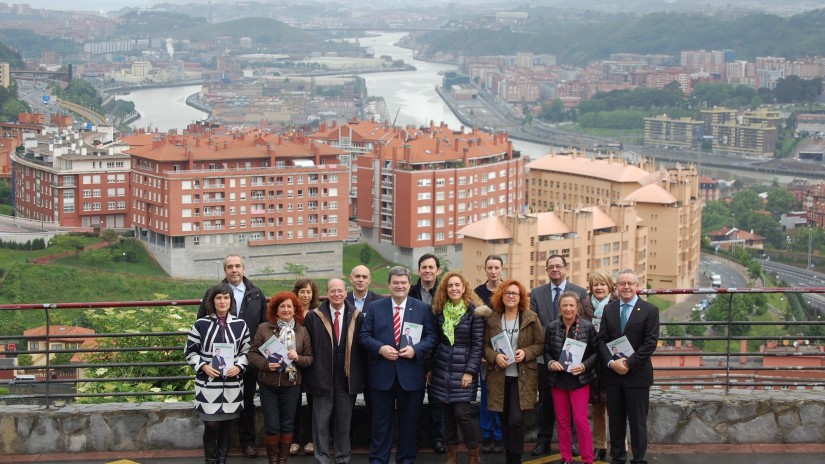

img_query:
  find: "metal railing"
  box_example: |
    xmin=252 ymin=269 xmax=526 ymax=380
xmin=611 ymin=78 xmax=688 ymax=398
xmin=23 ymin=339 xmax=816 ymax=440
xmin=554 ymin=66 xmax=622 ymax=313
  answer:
xmin=0 ymin=288 xmax=823 ymax=406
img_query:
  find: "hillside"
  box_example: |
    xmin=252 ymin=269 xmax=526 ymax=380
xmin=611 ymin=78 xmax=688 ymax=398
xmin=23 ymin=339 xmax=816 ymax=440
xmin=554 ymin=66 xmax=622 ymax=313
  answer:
xmin=419 ymin=9 xmax=825 ymax=65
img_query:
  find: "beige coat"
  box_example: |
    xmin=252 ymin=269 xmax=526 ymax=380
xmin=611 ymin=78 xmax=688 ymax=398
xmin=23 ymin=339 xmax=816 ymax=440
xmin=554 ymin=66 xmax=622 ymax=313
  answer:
xmin=483 ymin=309 xmax=544 ymax=412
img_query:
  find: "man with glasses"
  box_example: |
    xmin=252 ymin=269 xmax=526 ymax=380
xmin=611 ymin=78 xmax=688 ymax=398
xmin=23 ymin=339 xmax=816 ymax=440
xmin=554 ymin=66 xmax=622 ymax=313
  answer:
xmin=529 ymin=255 xmax=587 ymax=456
xmin=597 ymin=269 xmax=659 ymax=464
xmin=303 ymin=278 xmax=366 ymax=464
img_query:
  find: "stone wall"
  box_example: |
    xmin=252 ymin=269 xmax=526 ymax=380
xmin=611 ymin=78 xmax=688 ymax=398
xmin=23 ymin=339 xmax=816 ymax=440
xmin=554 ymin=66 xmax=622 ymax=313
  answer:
xmin=1 ymin=390 xmax=823 ymax=455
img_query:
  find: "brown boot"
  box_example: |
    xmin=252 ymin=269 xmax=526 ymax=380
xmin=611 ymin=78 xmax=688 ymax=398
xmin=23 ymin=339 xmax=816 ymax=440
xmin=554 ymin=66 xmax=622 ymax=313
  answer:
xmin=468 ymin=446 xmax=481 ymax=464
xmin=447 ymin=445 xmax=459 ymax=464
xmin=265 ymin=434 xmax=280 ymax=464
xmin=278 ymin=433 xmax=294 ymax=464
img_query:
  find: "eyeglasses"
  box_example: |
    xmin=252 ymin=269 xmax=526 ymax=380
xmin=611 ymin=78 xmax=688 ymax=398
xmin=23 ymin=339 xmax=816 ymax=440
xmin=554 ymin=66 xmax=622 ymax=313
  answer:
xmin=546 ymin=264 xmax=565 ymax=270
xmin=328 ymin=289 xmax=346 ymax=294
xmin=504 ymin=291 xmax=520 ymax=297
xmin=616 ymin=281 xmax=638 ymax=287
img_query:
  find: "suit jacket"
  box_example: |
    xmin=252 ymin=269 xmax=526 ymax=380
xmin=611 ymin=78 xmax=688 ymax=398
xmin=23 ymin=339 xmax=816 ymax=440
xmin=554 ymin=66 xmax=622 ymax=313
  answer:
xmin=597 ymin=298 xmax=660 ymax=388
xmin=346 ymin=290 xmax=385 ymax=316
xmin=359 ymin=297 xmax=437 ymax=391
xmin=197 ymin=276 xmax=267 ymax=337
xmin=303 ymin=299 xmax=366 ymax=396
xmin=530 ymin=280 xmax=588 ymax=327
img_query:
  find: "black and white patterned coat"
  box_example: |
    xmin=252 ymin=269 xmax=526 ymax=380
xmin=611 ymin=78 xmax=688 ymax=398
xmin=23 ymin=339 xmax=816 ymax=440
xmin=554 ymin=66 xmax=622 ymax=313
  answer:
xmin=185 ymin=314 xmax=251 ymax=415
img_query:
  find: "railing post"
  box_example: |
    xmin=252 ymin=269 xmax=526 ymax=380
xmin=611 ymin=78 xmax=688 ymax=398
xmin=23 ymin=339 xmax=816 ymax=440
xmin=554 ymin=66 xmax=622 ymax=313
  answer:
xmin=45 ymin=306 xmax=52 ymax=408
xmin=724 ymin=293 xmax=734 ymax=394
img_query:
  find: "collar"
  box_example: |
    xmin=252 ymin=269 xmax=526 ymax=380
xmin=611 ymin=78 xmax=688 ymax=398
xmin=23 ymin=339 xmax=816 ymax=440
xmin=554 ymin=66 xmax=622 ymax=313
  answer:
xmin=391 ymin=298 xmax=408 ymax=309
xmin=620 ymin=297 xmax=639 ymax=308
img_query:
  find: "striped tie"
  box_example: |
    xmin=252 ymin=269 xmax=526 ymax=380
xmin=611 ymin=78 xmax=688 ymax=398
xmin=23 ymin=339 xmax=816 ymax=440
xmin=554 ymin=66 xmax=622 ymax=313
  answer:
xmin=394 ymin=306 xmax=402 ymax=346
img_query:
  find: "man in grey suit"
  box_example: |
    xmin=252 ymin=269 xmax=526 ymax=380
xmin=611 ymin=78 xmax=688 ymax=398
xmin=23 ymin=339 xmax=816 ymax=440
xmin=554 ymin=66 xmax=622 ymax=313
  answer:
xmin=529 ymin=254 xmax=588 ymax=456
xmin=598 ymin=269 xmax=659 ymax=464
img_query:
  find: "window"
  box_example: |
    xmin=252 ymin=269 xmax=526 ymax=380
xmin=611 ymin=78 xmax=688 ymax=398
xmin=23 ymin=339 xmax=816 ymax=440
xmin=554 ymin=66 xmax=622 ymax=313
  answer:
xmin=417 ymin=219 xmax=431 ymax=227
xmin=417 ymin=232 xmax=431 ymax=240
xmin=436 ymin=192 xmax=445 ymax=201
xmin=82 ymin=189 xmax=91 ymax=198
xmin=417 ymin=192 xmax=432 ymax=200
xmin=417 ymin=179 xmax=432 ymax=187
xmin=417 ymin=205 xmax=431 ymax=214
xmin=436 ymin=178 xmax=445 ymax=187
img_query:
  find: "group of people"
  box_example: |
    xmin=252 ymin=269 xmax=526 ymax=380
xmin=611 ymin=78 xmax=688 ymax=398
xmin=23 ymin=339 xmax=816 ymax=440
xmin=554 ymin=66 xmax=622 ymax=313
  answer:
xmin=184 ymin=252 xmax=659 ymax=464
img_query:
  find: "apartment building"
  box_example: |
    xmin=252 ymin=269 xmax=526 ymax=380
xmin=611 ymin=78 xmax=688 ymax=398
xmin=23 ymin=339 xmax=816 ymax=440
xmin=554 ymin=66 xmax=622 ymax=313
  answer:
xmin=526 ymin=152 xmax=700 ymax=298
xmin=644 ymin=115 xmax=703 ymax=150
xmin=123 ymin=123 xmax=349 ymax=279
xmin=459 ymin=204 xmax=646 ymax=291
xmin=309 ymin=118 xmax=396 ymax=218
xmin=0 ymin=62 xmax=9 ymax=88
xmin=21 ymin=325 xmax=97 ymax=381
xmin=353 ymin=122 xmax=525 ymax=270
xmin=11 ymin=126 xmax=130 ymax=229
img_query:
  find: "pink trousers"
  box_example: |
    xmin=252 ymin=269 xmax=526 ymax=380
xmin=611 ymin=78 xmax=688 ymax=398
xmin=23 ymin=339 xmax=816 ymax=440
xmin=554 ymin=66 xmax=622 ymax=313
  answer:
xmin=551 ymin=385 xmax=594 ymax=463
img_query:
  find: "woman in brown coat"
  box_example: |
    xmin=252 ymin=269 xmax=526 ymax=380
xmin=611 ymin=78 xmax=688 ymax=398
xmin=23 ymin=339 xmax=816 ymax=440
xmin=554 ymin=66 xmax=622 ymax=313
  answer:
xmin=483 ymin=279 xmax=544 ymax=464
xmin=248 ymin=291 xmax=313 ymax=464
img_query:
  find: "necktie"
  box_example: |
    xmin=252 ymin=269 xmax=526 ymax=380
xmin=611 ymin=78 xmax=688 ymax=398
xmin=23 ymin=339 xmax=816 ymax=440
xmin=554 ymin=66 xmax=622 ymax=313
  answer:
xmin=552 ymin=287 xmax=561 ymax=317
xmin=394 ymin=306 xmax=402 ymax=346
xmin=620 ymin=303 xmax=631 ymax=332
xmin=333 ymin=310 xmax=340 ymax=345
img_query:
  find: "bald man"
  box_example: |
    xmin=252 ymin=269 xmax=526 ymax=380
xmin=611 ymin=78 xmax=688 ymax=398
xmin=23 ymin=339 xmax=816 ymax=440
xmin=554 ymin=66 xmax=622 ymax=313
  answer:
xmin=346 ymin=265 xmax=384 ymax=316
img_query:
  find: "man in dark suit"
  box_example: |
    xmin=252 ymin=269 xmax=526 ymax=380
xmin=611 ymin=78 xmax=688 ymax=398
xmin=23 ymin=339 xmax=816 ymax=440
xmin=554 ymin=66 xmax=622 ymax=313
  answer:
xmin=359 ymin=266 xmax=437 ymax=464
xmin=562 ymin=344 xmax=574 ymax=370
xmin=347 ymin=265 xmax=384 ymax=315
xmin=304 ymin=278 xmax=366 ymax=464
xmin=212 ymin=348 xmax=227 ymax=372
xmin=197 ymin=254 xmax=267 ymax=459
xmin=408 ymin=254 xmax=446 ymax=454
xmin=400 ymin=327 xmax=414 ymax=348
xmin=597 ymin=269 xmax=659 ymax=464
xmin=611 ymin=347 xmax=626 ymax=360
xmin=529 ymin=254 xmax=588 ymax=456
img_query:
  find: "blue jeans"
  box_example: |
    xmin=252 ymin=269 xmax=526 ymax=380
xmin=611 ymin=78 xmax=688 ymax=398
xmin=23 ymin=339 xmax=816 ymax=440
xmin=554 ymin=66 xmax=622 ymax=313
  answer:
xmin=259 ymin=383 xmax=301 ymax=435
xmin=479 ymin=374 xmax=502 ymax=441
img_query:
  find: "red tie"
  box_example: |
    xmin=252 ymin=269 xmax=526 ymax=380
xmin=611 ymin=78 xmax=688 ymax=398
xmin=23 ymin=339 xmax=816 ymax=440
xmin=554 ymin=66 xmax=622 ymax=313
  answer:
xmin=334 ymin=310 xmax=340 ymax=345
xmin=394 ymin=306 xmax=402 ymax=346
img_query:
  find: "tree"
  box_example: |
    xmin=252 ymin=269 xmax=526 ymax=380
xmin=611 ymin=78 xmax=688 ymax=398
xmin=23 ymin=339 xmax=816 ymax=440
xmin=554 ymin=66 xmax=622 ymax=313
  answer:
xmin=765 ymin=187 xmax=799 ymax=219
xmin=748 ymin=261 xmax=763 ymax=285
xmin=359 ymin=246 xmax=373 ymax=266
xmin=101 ymin=228 xmax=119 ymax=246
xmin=701 ymin=200 xmax=732 ymax=233
xmin=729 ymin=189 xmax=762 ymax=220
xmin=284 ymin=262 xmax=308 ymax=279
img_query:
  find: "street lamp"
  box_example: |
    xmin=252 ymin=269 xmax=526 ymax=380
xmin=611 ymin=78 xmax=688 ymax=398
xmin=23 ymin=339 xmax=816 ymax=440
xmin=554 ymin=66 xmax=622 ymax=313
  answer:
xmin=122 ymin=252 xmax=126 ymax=273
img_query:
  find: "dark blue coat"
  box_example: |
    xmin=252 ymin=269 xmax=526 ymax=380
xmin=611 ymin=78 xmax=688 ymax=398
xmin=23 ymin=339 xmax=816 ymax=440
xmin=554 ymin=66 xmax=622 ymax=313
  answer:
xmin=429 ymin=304 xmax=490 ymax=404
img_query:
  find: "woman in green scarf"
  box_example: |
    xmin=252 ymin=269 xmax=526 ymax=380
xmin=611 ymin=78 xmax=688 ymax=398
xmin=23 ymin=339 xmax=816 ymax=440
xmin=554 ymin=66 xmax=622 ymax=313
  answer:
xmin=428 ymin=271 xmax=491 ymax=464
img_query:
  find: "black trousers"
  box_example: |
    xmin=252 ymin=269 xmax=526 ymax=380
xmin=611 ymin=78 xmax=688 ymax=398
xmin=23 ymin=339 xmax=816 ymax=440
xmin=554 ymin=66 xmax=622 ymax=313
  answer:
xmin=501 ymin=376 xmax=525 ymax=455
xmin=606 ymin=382 xmax=650 ymax=464
xmin=237 ymin=367 xmax=258 ymax=446
xmin=444 ymin=402 xmax=479 ymax=449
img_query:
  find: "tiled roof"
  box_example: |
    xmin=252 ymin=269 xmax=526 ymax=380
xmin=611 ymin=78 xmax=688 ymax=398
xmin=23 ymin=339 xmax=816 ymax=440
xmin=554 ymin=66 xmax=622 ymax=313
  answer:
xmin=623 ymin=183 xmax=678 ymax=204
xmin=527 ymin=154 xmax=650 ymax=183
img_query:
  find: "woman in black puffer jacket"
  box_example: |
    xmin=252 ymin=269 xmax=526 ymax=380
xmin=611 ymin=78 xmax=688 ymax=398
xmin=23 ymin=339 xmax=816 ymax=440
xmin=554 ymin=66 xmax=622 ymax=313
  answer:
xmin=428 ymin=271 xmax=490 ymax=464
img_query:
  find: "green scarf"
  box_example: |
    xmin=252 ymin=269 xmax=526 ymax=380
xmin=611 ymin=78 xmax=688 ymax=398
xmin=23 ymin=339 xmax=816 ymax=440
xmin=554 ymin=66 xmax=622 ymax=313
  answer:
xmin=442 ymin=300 xmax=466 ymax=346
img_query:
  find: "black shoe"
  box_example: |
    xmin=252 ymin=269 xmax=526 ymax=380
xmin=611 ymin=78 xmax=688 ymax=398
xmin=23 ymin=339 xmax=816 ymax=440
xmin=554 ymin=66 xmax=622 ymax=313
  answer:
xmin=481 ymin=437 xmax=493 ymax=453
xmin=572 ymin=444 xmax=580 ymax=457
xmin=432 ymin=441 xmax=446 ymax=454
xmin=530 ymin=442 xmax=549 ymax=456
xmin=492 ymin=439 xmax=504 ymax=453
xmin=595 ymin=448 xmax=607 ymax=461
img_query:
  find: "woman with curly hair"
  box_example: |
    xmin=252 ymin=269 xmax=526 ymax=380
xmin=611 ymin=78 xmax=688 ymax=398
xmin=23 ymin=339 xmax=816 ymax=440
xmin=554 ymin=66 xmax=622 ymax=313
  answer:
xmin=428 ymin=271 xmax=490 ymax=464
xmin=248 ymin=291 xmax=313 ymax=464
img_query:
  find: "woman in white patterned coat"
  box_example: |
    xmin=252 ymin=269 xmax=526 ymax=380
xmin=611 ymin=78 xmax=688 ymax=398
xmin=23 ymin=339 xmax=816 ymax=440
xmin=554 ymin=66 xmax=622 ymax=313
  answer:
xmin=186 ymin=283 xmax=251 ymax=464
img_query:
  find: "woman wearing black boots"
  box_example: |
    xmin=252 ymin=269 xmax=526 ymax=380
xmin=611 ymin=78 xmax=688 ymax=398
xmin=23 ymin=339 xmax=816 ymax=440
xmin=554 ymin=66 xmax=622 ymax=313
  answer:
xmin=185 ymin=283 xmax=251 ymax=464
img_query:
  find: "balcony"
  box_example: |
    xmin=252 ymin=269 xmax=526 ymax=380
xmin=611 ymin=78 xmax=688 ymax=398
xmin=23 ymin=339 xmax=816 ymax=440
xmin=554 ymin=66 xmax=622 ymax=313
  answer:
xmin=202 ymin=197 xmax=225 ymax=204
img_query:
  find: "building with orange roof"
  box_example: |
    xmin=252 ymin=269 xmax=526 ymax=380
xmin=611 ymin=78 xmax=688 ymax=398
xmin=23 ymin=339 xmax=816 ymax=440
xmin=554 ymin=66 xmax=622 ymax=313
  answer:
xmin=526 ymin=151 xmax=701 ymax=299
xmin=21 ymin=325 xmax=97 ymax=380
xmin=706 ymin=226 xmax=766 ymax=251
xmin=352 ymin=121 xmax=525 ymax=269
xmin=309 ymin=118 xmax=396 ymax=217
xmin=458 ymin=204 xmax=645 ymax=290
xmin=123 ymin=122 xmax=349 ymax=279
xmin=11 ymin=125 xmax=129 ymax=229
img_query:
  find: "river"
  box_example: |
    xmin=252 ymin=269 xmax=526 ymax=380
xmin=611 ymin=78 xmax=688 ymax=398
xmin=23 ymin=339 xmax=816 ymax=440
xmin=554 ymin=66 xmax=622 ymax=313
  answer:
xmin=118 ymin=32 xmax=554 ymax=158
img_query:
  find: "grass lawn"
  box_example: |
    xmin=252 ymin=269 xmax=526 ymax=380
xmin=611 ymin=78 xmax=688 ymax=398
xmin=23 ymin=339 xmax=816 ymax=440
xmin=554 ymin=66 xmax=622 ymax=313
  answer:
xmin=342 ymin=243 xmax=401 ymax=292
xmin=0 ymin=205 xmax=12 ymax=216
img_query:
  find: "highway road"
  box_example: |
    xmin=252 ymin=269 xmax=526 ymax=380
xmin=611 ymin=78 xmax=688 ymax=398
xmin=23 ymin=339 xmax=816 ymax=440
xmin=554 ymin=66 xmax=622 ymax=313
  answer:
xmin=762 ymin=260 xmax=825 ymax=314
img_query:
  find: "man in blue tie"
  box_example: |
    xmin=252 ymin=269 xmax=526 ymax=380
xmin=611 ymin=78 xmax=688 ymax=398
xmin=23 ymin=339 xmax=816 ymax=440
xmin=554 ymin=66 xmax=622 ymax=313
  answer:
xmin=359 ymin=266 xmax=437 ymax=464
xmin=529 ymin=254 xmax=587 ymax=456
xmin=597 ymin=269 xmax=659 ymax=464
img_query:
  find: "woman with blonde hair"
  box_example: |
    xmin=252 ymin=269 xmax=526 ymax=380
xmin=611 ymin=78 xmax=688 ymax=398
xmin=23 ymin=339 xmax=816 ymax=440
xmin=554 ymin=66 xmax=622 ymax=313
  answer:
xmin=580 ymin=270 xmax=616 ymax=462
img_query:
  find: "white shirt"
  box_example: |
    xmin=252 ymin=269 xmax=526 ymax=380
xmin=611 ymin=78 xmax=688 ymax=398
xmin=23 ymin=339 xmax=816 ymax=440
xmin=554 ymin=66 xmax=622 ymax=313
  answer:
xmin=231 ymin=281 xmax=246 ymax=316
